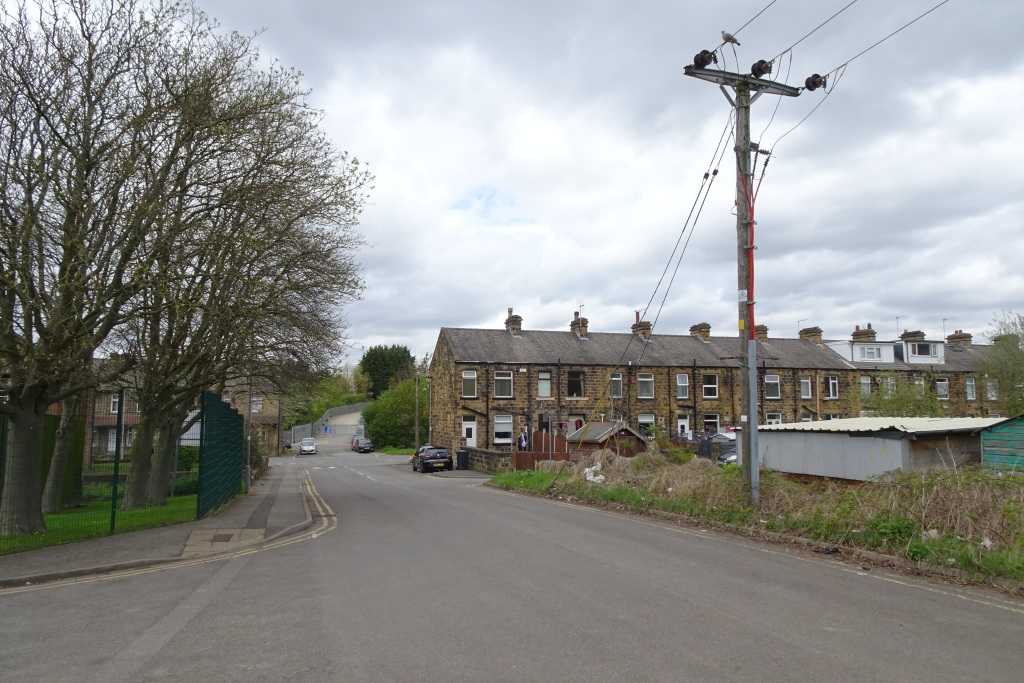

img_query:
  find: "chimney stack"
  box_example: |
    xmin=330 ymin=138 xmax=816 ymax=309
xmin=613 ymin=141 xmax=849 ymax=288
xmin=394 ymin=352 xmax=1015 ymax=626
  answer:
xmin=631 ymin=316 xmax=652 ymax=341
xmin=946 ymin=329 xmax=972 ymax=347
xmin=851 ymin=323 xmax=877 ymax=342
xmin=570 ymin=311 xmax=589 ymax=339
xmin=689 ymin=322 xmax=711 ymax=342
xmin=799 ymin=326 xmax=823 ymax=344
xmin=755 ymin=324 xmax=768 ymax=340
xmin=900 ymin=329 xmax=926 ymax=342
xmin=504 ymin=307 xmax=523 ymax=336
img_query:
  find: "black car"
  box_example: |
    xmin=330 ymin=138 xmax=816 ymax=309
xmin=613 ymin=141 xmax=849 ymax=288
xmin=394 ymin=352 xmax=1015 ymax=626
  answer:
xmin=716 ymin=447 xmax=738 ymax=466
xmin=354 ymin=437 xmax=374 ymax=453
xmin=413 ymin=447 xmax=453 ymax=472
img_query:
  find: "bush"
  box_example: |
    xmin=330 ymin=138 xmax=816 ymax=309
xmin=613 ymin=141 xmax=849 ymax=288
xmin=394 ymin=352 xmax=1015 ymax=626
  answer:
xmin=176 ymin=446 xmax=199 ymax=471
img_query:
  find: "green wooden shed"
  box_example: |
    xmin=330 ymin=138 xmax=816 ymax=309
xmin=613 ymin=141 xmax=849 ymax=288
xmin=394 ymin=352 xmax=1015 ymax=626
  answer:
xmin=978 ymin=415 xmax=1024 ymax=471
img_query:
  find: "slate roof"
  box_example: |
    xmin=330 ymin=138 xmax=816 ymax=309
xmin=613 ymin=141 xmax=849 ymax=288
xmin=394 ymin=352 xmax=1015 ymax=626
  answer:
xmin=565 ymin=421 xmax=646 ymax=443
xmin=438 ymin=328 xmax=854 ymax=370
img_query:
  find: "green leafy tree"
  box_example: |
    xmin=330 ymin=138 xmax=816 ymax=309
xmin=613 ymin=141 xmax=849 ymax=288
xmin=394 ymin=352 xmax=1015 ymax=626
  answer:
xmin=358 ymin=345 xmax=415 ymax=399
xmin=847 ymin=371 xmax=943 ymax=418
xmin=362 ymin=378 xmax=428 ymax=448
xmin=984 ymin=312 xmax=1024 ymax=417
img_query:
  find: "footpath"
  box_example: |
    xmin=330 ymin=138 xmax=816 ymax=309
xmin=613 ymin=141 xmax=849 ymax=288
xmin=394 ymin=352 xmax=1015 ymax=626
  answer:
xmin=0 ymin=459 xmax=311 ymax=588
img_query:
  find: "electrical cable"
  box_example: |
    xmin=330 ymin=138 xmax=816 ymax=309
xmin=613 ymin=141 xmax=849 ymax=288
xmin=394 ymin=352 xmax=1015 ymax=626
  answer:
xmin=826 ymin=0 xmax=950 ymax=74
xmin=770 ymin=0 xmax=861 ymax=63
xmin=721 ymin=0 xmax=781 ymax=48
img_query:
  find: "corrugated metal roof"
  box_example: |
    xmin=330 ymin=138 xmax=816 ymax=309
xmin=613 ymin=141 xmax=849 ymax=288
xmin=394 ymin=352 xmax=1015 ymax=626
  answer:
xmin=760 ymin=416 xmax=1003 ymax=434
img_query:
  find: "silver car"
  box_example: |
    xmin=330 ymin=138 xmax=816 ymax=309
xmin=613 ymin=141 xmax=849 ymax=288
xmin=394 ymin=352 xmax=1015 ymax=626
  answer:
xmin=299 ymin=437 xmax=317 ymax=455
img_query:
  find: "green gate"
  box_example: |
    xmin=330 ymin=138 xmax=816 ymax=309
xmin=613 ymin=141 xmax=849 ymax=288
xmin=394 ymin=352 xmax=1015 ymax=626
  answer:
xmin=197 ymin=391 xmax=244 ymax=518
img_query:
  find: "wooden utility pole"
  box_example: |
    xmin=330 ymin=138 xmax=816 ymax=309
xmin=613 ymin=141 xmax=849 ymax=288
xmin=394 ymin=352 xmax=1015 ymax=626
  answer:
xmin=685 ymin=59 xmax=800 ymax=506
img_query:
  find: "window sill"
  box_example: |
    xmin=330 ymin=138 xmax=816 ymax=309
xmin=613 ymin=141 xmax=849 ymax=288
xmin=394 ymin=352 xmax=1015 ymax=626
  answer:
xmin=566 ymin=396 xmax=588 ymax=401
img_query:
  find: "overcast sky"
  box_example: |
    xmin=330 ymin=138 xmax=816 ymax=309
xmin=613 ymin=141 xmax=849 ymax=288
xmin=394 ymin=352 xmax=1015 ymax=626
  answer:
xmin=200 ymin=0 xmax=1024 ymax=365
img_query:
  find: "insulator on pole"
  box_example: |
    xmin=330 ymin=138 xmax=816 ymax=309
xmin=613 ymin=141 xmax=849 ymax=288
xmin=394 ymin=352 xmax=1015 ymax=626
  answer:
xmin=804 ymin=73 xmax=826 ymax=91
xmin=693 ymin=50 xmax=718 ymax=69
xmin=751 ymin=60 xmax=772 ymax=79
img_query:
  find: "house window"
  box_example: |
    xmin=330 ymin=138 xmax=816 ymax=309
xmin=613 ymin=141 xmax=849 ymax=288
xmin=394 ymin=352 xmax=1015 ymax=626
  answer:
xmin=568 ymin=371 xmax=585 ymax=397
xmin=494 ymin=414 xmax=513 ymax=444
xmin=702 ymin=414 xmax=720 ymax=435
xmin=882 ymin=376 xmax=895 ymax=397
xmin=764 ymin=374 xmax=780 ymax=400
xmin=110 ymin=394 xmax=120 ymax=414
xmin=766 ymin=413 xmax=782 ymax=425
xmin=462 ymin=371 xmax=477 ymax=398
xmin=826 ymin=414 xmax=842 ymax=421
xmin=676 ymin=373 xmax=689 ymax=399
xmin=860 ymin=376 xmax=871 ymax=396
xmin=538 ymin=371 xmax=551 ymax=398
xmin=910 ymin=342 xmax=937 ymax=357
xmin=609 ymin=373 xmax=622 ymax=399
xmin=824 ymin=375 xmax=839 ymax=399
xmin=637 ymin=373 xmax=654 ymax=399
xmin=494 ymin=371 xmax=513 ymax=398
xmin=966 ymin=377 xmax=976 ymax=401
xmin=935 ymin=378 xmax=949 ymax=400
xmin=799 ymin=375 xmax=812 ymax=399
xmin=987 ymin=380 xmax=998 ymax=400
xmin=860 ymin=346 xmax=881 ymax=360
xmin=638 ymin=413 xmax=655 ymax=434
xmin=702 ymin=374 xmax=718 ymax=399
xmin=914 ymin=376 xmax=925 ymax=397
xmin=250 ymin=395 xmax=263 ymax=412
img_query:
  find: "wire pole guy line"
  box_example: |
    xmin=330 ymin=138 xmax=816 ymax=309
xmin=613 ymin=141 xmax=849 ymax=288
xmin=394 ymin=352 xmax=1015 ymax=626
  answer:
xmin=685 ymin=54 xmax=800 ymax=507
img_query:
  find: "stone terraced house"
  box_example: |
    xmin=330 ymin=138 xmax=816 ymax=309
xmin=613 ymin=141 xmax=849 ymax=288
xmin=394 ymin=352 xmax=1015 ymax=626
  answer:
xmin=427 ymin=308 xmax=1003 ymax=454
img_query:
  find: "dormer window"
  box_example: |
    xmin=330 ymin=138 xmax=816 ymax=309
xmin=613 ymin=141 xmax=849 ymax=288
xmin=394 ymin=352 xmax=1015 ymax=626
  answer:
xmin=859 ymin=346 xmax=881 ymax=360
xmin=910 ymin=342 xmax=937 ymax=357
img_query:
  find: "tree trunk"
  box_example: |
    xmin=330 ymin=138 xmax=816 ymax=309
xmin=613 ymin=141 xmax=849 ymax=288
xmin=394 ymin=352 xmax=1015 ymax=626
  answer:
xmin=41 ymin=394 xmax=82 ymax=515
xmin=146 ymin=410 xmax=185 ymax=507
xmin=0 ymin=390 xmax=49 ymax=536
xmin=121 ymin=415 xmax=156 ymax=510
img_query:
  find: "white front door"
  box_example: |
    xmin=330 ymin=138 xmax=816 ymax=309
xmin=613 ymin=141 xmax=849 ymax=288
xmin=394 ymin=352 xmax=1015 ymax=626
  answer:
xmin=462 ymin=415 xmax=477 ymax=448
xmin=677 ymin=416 xmax=690 ymax=440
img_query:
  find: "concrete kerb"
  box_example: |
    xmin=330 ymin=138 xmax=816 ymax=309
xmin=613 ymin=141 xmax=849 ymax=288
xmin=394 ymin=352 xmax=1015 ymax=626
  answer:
xmin=0 ymin=471 xmax=315 ymax=590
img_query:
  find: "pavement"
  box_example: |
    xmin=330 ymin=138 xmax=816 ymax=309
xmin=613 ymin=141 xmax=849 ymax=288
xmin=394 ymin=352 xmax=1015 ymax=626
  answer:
xmin=0 ymin=458 xmax=312 ymax=588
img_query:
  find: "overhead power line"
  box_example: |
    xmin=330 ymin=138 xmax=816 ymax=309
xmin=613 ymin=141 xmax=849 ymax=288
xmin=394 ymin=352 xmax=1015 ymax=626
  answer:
xmin=771 ymin=0 xmax=861 ymax=63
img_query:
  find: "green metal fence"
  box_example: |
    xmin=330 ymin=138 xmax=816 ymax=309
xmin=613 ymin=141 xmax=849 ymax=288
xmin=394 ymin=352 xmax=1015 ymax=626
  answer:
xmin=0 ymin=389 xmax=245 ymax=555
xmin=197 ymin=390 xmax=244 ymax=518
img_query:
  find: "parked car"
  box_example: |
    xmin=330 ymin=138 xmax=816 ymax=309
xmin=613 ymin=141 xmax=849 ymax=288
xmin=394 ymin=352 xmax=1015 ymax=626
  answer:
xmin=299 ymin=437 xmax=317 ymax=455
xmin=413 ymin=446 xmax=452 ymax=472
xmin=283 ymin=439 xmax=291 ymax=450
xmin=350 ymin=435 xmax=361 ymax=451
xmin=353 ymin=437 xmax=374 ymax=453
xmin=716 ymin=447 xmax=737 ymax=466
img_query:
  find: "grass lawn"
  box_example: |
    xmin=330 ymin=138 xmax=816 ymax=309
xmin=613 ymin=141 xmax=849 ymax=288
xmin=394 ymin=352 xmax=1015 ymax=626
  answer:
xmin=0 ymin=494 xmax=197 ymax=555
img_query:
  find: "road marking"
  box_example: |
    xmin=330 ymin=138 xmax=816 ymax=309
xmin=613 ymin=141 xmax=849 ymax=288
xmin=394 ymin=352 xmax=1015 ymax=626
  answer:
xmin=0 ymin=471 xmax=338 ymax=596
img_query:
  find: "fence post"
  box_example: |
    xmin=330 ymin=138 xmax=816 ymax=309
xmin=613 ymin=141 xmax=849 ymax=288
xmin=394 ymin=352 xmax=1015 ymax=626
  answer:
xmin=108 ymin=387 xmax=124 ymax=534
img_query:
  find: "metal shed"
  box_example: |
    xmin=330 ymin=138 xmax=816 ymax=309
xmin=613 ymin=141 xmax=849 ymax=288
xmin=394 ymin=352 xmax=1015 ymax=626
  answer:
xmin=977 ymin=415 xmax=1024 ymax=471
xmin=757 ymin=417 xmax=1002 ymax=481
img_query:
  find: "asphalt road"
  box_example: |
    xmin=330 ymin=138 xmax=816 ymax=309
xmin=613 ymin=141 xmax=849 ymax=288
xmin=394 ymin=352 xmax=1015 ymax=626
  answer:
xmin=2 ymin=442 xmax=1023 ymax=682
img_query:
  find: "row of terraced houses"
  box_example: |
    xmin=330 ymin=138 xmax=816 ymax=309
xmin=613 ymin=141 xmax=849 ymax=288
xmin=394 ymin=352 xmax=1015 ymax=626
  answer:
xmin=427 ymin=308 xmax=1004 ymax=452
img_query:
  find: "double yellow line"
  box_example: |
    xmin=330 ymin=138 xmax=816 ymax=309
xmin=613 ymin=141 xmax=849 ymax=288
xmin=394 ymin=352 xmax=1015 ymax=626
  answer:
xmin=1 ymin=469 xmax=337 ymax=595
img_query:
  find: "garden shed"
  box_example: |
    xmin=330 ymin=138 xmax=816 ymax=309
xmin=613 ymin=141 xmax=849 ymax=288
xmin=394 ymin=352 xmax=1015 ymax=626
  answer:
xmin=977 ymin=415 xmax=1024 ymax=471
xmin=565 ymin=422 xmax=648 ymax=459
xmin=756 ymin=417 xmax=1002 ymax=481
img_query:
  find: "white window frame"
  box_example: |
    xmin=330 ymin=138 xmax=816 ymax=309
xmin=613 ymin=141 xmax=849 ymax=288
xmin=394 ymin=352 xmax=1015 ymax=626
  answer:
xmin=250 ymin=395 xmax=263 ymax=413
xmin=859 ymin=375 xmax=871 ymax=396
xmin=109 ymin=394 xmax=120 ymax=414
xmin=494 ymin=370 xmax=513 ymax=398
xmin=537 ymin=371 xmax=551 ymax=398
xmin=609 ymin=373 xmax=622 ymax=399
xmin=462 ymin=370 xmax=477 ymax=398
xmin=637 ymin=373 xmax=654 ymax=399
xmin=966 ymin=377 xmax=976 ymax=401
xmin=766 ymin=413 xmax=782 ymax=425
xmin=799 ymin=375 xmax=812 ymax=399
xmin=882 ymin=376 xmax=896 ymax=398
xmin=860 ymin=346 xmax=881 ymax=360
xmin=824 ymin=375 xmax=839 ymax=399
xmin=935 ymin=378 xmax=949 ymax=400
xmin=637 ymin=413 xmax=655 ymax=433
xmin=987 ymin=380 xmax=999 ymax=400
xmin=764 ymin=374 xmax=780 ymax=400
xmin=702 ymin=374 xmax=718 ymax=399
xmin=702 ymin=414 xmax=720 ymax=434
xmin=910 ymin=342 xmax=937 ymax=357
xmin=493 ymin=414 xmax=513 ymax=444
xmin=676 ymin=373 xmax=689 ymax=399
xmin=914 ymin=376 xmax=925 ymax=397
